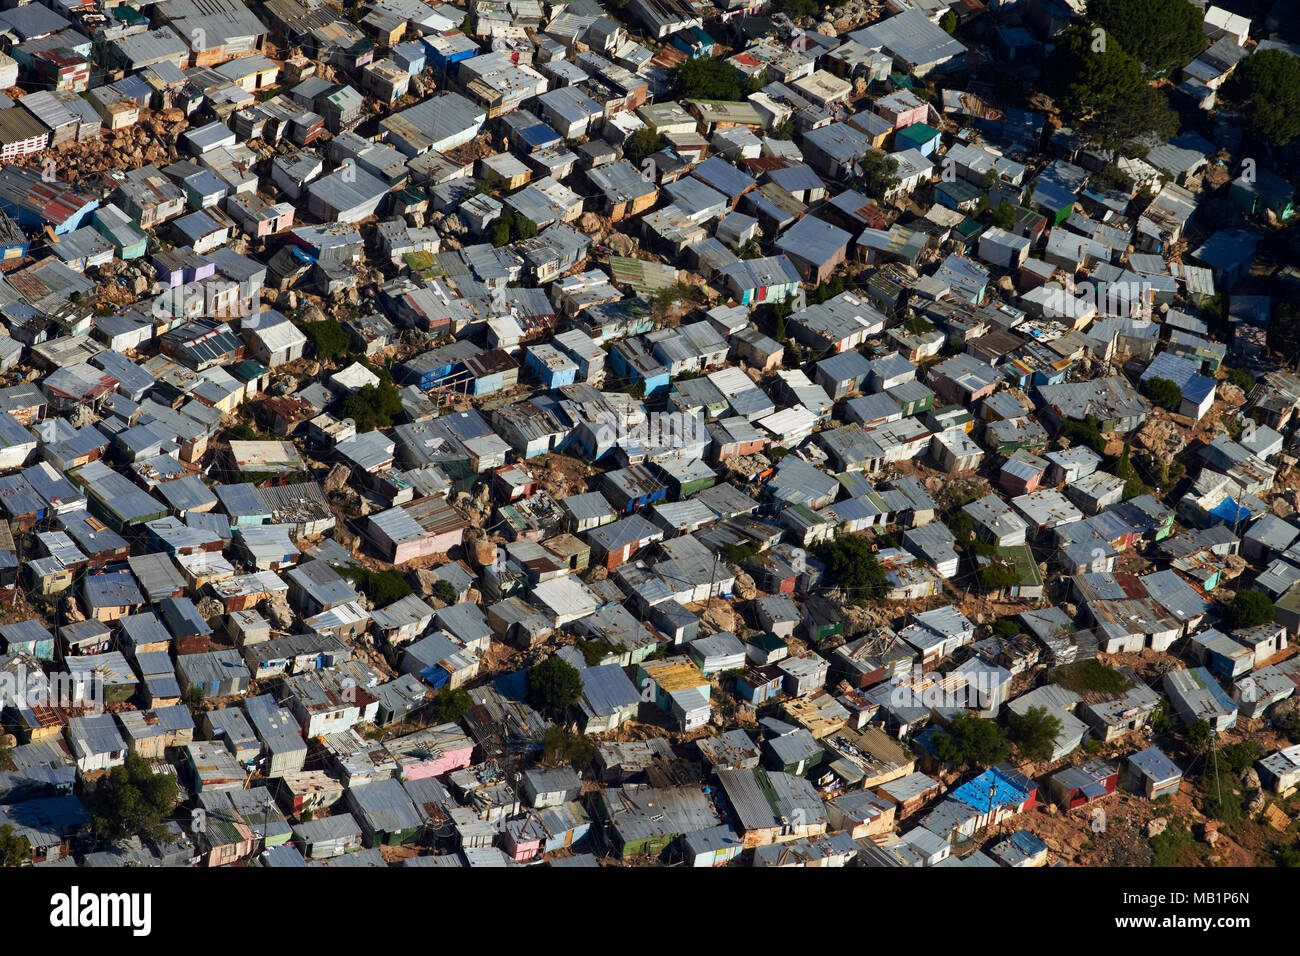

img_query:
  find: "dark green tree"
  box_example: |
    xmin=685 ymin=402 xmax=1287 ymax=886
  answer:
xmin=940 ymin=9 xmax=957 ymax=33
xmin=87 ymin=752 xmax=179 ymax=844
xmin=436 ymin=687 xmax=473 ymax=724
xmin=1140 ymin=376 xmax=1182 ymax=410
xmin=1087 ymin=0 xmax=1205 ymax=75
xmin=1226 ymin=590 xmax=1275 ymax=629
xmin=487 ymin=217 xmax=512 ymax=247
xmin=980 ymin=559 xmax=1021 ymax=593
xmin=624 ymin=126 xmax=666 ymax=166
xmin=1008 ymin=705 xmax=1064 ymax=763
xmin=931 ymin=715 xmax=1012 ymax=769
xmin=991 ymin=201 xmax=1017 ymax=230
xmin=1047 ymin=24 xmax=1178 ymax=148
xmin=778 ymin=0 xmax=818 ymax=19
xmin=1223 ymin=49 xmax=1300 ymax=148
xmin=341 ymin=566 xmax=412 ymax=606
xmin=0 ymin=824 xmax=29 ymax=866
xmin=298 ymin=320 xmax=350 ymax=361
xmin=432 ymin=579 xmax=458 ymax=604
xmin=339 ymin=380 xmax=404 ymax=431
xmin=1185 ymin=718 xmax=1213 ymax=754
xmin=859 ymin=149 xmax=901 ymax=199
xmin=543 ymin=726 xmax=595 ymax=769
xmin=814 ymin=535 xmax=888 ymax=604
xmin=671 ymin=58 xmax=745 ymax=101
xmin=526 ymin=656 xmax=583 ymax=715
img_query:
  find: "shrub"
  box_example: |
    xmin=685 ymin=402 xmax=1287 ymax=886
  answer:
xmin=1141 ymin=376 xmax=1182 ymax=411
xmin=814 ymin=535 xmax=887 ymax=604
xmin=298 ymin=320 xmax=351 ymax=361
xmin=1226 ymin=590 xmax=1274 ymax=629
xmin=340 ymin=566 xmax=413 ymax=606
xmin=526 ymin=657 xmax=583 ymax=715
xmin=437 ymin=687 xmax=473 ymax=724
xmin=1225 ymin=367 xmax=1256 ymax=392
xmin=339 ymin=381 xmax=404 ymax=431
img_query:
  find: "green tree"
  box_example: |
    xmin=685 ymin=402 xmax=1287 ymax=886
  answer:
xmin=815 ymin=535 xmax=888 ymax=604
xmin=487 ymin=217 xmax=512 ymax=247
xmin=526 ymin=656 xmax=583 ymax=715
xmin=940 ymin=9 xmax=957 ymax=33
xmin=624 ymin=126 xmax=666 ymax=166
xmin=1225 ymin=367 xmax=1255 ymax=392
xmin=1185 ymin=718 xmax=1213 ymax=754
xmin=859 ymin=149 xmax=901 ymax=199
xmin=341 ymin=566 xmax=412 ymax=606
xmin=1047 ymin=24 xmax=1178 ymax=148
xmin=980 ymin=559 xmax=1021 ymax=593
xmin=339 ymin=380 xmax=404 ymax=431
xmin=991 ymin=201 xmax=1017 ymax=231
xmin=87 ymin=752 xmax=179 ymax=844
xmin=511 ymin=212 xmax=538 ymax=241
xmin=931 ymin=715 xmax=1012 ymax=769
xmin=672 ymin=58 xmax=745 ymax=101
xmin=1141 ymin=376 xmax=1182 ymax=410
xmin=1219 ymin=741 xmax=1262 ymax=775
xmin=1059 ymin=413 xmax=1108 ymax=454
xmin=778 ymin=0 xmax=818 ymax=18
xmin=432 ymin=579 xmax=458 ymax=604
xmin=542 ymin=726 xmax=594 ymax=769
xmin=1223 ymin=49 xmax=1300 ymax=148
xmin=1087 ymin=0 xmax=1205 ymax=75
xmin=0 ymin=824 xmax=29 ymax=866
xmin=1111 ymin=441 xmax=1150 ymax=501
xmin=297 ymin=320 xmax=351 ymax=361
xmin=436 ymin=687 xmax=473 ymax=724
xmin=1226 ymin=590 xmax=1274 ymax=629
xmin=991 ymin=617 xmax=1021 ymax=638
xmin=1008 ymin=705 xmax=1064 ymax=763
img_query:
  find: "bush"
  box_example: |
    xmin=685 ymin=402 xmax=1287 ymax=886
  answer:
xmin=1219 ymin=741 xmax=1262 ymax=775
xmin=526 ymin=656 xmax=583 ymax=715
xmin=436 ymin=687 xmax=473 ymax=724
xmin=339 ymin=380 xmax=404 ymax=431
xmin=980 ymin=560 xmax=1021 ymax=592
xmin=542 ymin=726 xmax=594 ymax=769
xmin=1141 ymin=376 xmax=1182 ymax=411
xmin=0 ymin=824 xmax=29 ymax=866
xmin=432 ymin=579 xmax=458 ymax=604
xmin=624 ymin=126 xmax=666 ymax=166
xmin=225 ymin=423 xmax=260 ymax=442
xmin=1008 ymin=705 xmax=1064 ymax=763
xmin=991 ymin=617 xmax=1021 ymax=638
xmin=87 ymin=752 xmax=179 ymax=843
xmin=486 ymin=212 xmax=539 ymax=247
xmin=1059 ymin=414 xmax=1107 ymax=454
xmin=579 ymin=638 xmax=617 ymax=666
xmin=814 ymin=535 xmax=888 ymax=604
xmin=340 ymin=566 xmax=413 ymax=606
xmin=671 ymin=58 xmax=744 ymax=101
xmin=990 ymin=202 xmax=1017 ymax=230
xmin=1185 ymin=718 xmax=1213 ymax=754
xmin=1226 ymin=367 xmax=1256 ymax=392
xmin=930 ymin=715 xmax=1012 ymax=769
xmin=1226 ymin=590 xmax=1274 ymax=629
xmin=298 ymin=320 xmax=351 ymax=361
xmin=1052 ymin=659 xmax=1132 ymax=696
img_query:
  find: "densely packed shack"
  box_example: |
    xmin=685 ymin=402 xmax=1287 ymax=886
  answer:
xmin=0 ymin=0 xmax=1294 ymax=869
